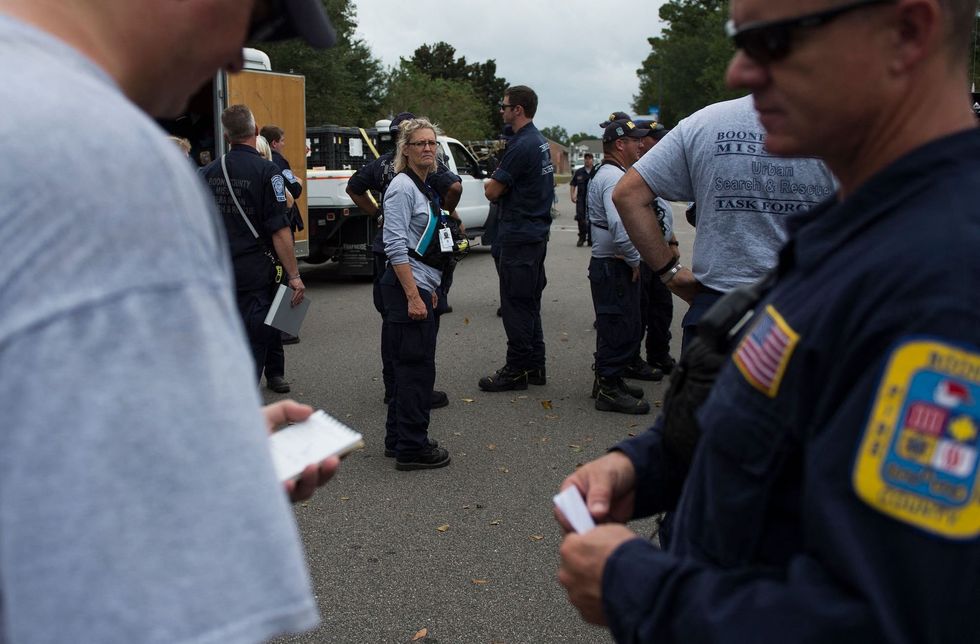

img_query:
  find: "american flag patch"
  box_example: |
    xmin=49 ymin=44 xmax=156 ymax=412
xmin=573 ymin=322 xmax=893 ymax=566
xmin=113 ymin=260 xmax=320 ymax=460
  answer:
xmin=732 ymin=305 xmax=800 ymax=398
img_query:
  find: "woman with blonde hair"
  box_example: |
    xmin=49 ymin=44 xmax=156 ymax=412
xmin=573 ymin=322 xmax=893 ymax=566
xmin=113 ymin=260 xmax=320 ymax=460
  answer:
xmin=378 ymin=117 xmax=451 ymax=471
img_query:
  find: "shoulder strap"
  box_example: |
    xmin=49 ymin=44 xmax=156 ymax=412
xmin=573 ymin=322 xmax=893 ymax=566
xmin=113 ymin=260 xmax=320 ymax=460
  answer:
xmin=221 ymin=154 xmax=259 ymax=239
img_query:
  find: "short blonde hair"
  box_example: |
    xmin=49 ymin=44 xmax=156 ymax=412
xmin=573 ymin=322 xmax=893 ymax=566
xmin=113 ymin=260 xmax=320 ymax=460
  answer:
xmin=255 ymin=135 xmax=273 ymax=161
xmin=394 ymin=117 xmax=442 ymax=174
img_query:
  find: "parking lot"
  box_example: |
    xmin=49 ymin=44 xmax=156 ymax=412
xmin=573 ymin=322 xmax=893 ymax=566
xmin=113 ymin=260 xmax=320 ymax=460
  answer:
xmin=273 ymin=193 xmax=690 ymax=643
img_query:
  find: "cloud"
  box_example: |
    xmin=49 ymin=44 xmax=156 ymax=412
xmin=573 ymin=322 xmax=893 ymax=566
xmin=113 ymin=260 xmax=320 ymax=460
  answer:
xmin=352 ymin=0 xmax=665 ymax=137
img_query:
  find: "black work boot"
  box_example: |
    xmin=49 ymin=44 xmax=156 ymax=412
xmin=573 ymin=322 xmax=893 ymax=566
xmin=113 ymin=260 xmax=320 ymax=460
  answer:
xmin=528 ymin=366 xmax=547 ymax=386
xmin=478 ymin=366 xmax=529 ymax=392
xmin=648 ymin=354 xmax=676 ymax=376
xmin=591 ymin=376 xmax=643 ymax=399
xmin=395 ymin=445 xmax=451 ymax=471
xmin=594 ymin=377 xmax=650 ymax=414
xmin=624 ymin=357 xmax=663 ymax=381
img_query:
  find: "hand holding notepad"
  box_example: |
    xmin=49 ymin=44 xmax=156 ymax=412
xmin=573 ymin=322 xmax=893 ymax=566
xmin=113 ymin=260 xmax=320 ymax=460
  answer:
xmin=268 ymin=410 xmax=364 ymax=482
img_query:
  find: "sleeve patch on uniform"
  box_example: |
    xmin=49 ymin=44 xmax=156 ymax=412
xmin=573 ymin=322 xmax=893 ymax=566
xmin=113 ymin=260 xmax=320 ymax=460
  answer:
xmin=271 ymin=174 xmax=287 ymax=202
xmin=853 ymin=340 xmax=980 ymax=539
xmin=282 ymin=168 xmax=296 ymax=183
xmin=732 ymin=304 xmax=799 ymax=398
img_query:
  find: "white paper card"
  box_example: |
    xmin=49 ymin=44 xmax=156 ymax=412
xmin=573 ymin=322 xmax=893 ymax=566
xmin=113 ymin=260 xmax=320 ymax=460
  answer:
xmin=438 ymin=226 xmax=453 ymax=252
xmin=348 ymin=137 xmax=363 ymax=157
xmin=553 ymin=486 xmax=596 ymax=533
xmin=268 ymin=410 xmax=364 ymax=481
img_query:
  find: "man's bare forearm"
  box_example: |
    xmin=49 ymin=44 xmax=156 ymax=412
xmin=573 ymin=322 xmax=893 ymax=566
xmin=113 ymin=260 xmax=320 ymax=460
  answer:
xmin=612 ymin=169 xmax=674 ymax=271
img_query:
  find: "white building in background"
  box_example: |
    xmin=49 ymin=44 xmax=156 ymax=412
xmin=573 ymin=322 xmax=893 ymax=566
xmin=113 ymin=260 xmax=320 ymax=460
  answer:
xmin=570 ymin=139 xmax=602 ymax=171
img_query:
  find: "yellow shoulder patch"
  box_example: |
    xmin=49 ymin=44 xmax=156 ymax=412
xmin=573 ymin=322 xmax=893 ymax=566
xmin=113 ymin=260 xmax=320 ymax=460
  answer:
xmin=853 ymin=340 xmax=980 ymax=539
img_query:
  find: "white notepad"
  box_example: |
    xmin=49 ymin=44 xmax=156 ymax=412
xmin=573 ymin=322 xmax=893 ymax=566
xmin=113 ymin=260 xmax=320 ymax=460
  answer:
xmin=263 ymin=284 xmax=311 ymax=336
xmin=268 ymin=410 xmax=364 ymax=481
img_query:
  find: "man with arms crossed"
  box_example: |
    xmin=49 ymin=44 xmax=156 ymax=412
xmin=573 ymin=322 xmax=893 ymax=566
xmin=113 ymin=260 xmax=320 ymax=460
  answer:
xmin=557 ymin=0 xmax=980 ymax=641
xmin=0 ymin=1 xmax=339 ymax=642
xmin=479 ymin=85 xmax=555 ymax=392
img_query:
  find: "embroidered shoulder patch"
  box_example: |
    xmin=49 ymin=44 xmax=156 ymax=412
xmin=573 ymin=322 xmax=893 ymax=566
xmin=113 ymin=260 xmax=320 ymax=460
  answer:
xmin=732 ymin=304 xmax=800 ymax=398
xmin=853 ymin=340 xmax=980 ymax=539
xmin=271 ymin=174 xmax=287 ymax=202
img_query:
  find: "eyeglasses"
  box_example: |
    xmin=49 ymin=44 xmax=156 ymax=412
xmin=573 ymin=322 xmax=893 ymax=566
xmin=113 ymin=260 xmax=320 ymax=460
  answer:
xmin=725 ymin=0 xmax=895 ymax=64
xmin=407 ymin=140 xmax=439 ymax=149
xmin=498 ymin=102 xmax=520 ymax=111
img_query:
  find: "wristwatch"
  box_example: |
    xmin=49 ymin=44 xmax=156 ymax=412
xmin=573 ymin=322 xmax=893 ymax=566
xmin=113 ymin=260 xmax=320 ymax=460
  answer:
xmin=660 ymin=262 xmax=683 ymax=284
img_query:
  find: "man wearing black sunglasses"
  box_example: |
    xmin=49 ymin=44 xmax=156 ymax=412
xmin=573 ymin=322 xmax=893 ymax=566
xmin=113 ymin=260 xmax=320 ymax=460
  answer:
xmin=558 ymin=0 xmax=980 ymax=641
xmin=479 ymin=85 xmax=556 ymax=392
xmin=0 ymin=0 xmax=340 ymax=642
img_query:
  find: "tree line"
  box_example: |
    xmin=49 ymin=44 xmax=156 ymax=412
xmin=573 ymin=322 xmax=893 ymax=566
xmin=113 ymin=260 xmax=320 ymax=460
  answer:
xmin=260 ymin=0 xmax=980 ymax=142
xmin=259 ymin=0 xmax=507 ymax=140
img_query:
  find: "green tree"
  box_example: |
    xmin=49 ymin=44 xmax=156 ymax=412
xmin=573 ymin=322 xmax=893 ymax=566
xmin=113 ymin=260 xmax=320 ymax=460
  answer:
xmin=569 ymin=132 xmax=594 ymax=144
xmin=540 ymin=125 xmax=570 ymax=145
xmin=404 ymin=42 xmax=508 ymax=137
xmin=632 ymin=0 xmax=742 ymax=126
xmin=381 ymin=65 xmax=490 ymax=140
xmin=261 ymin=0 xmax=384 ymax=127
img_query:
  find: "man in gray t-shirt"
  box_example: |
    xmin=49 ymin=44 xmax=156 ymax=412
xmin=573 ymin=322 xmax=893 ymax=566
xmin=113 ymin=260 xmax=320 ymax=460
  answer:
xmin=0 ymin=2 xmax=339 ymax=643
xmin=615 ymin=95 xmax=836 ymax=348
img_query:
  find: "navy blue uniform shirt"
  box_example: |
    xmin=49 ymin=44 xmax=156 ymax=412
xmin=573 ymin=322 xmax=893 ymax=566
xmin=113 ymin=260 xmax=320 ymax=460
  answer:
xmin=491 ymin=122 xmax=554 ymax=245
xmin=271 ymin=149 xmax=302 ymax=199
xmin=605 ymin=129 xmax=980 ymax=643
xmin=348 ymin=150 xmax=460 ymax=253
xmin=200 ymin=143 xmax=290 ymax=291
xmin=570 ymin=164 xmax=592 ymax=220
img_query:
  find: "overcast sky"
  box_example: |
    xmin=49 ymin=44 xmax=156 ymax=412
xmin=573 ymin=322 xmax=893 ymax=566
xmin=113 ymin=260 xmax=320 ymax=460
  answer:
xmin=352 ymin=0 xmax=668 ymax=139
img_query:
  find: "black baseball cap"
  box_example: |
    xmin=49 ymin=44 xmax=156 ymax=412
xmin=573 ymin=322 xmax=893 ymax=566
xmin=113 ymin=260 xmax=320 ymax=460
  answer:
xmin=390 ymin=112 xmax=416 ymax=133
xmin=602 ymin=119 xmax=649 ymax=143
xmin=635 ymin=119 xmax=668 ymax=140
xmin=599 ymin=111 xmax=632 ymax=128
xmin=248 ymin=0 xmax=337 ymax=49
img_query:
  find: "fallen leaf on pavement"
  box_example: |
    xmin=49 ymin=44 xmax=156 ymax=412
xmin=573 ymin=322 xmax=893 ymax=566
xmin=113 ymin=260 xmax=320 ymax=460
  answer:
xmin=530 ymin=535 xmax=544 ymax=541
xmin=518 ymin=395 xmax=528 ymax=400
xmin=655 ymin=400 xmax=663 ymax=408
xmin=340 ymin=496 xmax=350 ymax=501
xmin=499 ymin=467 xmax=509 ymax=474
xmin=489 ymin=520 xmax=501 ymax=525
xmin=412 ymin=628 xmax=428 ymax=641
xmin=461 ymin=398 xmax=475 ymax=403
xmin=471 ymin=578 xmax=490 ymax=585
xmin=436 ymin=524 xmax=449 ymax=532
xmin=487 ymin=443 xmax=496 ymax=450
xmin=464 ymin=317 xmax=470 ymax=325
xmin=541 ymin=400 xmax=553 ymax=409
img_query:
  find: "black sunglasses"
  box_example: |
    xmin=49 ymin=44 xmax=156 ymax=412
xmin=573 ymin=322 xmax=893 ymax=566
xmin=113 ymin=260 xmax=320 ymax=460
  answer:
xmin=725 ymin=0 xmax=895 ymax=64
xmin=498 ymin=102 xmax=520 ymax=111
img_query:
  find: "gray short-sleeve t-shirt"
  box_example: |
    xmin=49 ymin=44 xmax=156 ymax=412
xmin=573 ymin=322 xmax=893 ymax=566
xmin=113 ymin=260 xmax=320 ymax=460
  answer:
xmin=0 ymin=16 xmax=318 ymax=643
xmin=632 ymin=95 xmax=836 ymax=291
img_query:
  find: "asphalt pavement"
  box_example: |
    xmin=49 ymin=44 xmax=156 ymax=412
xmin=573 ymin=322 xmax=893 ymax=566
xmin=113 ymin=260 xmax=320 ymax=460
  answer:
xmin=270 ymin=189 xmax=692 ymax=644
